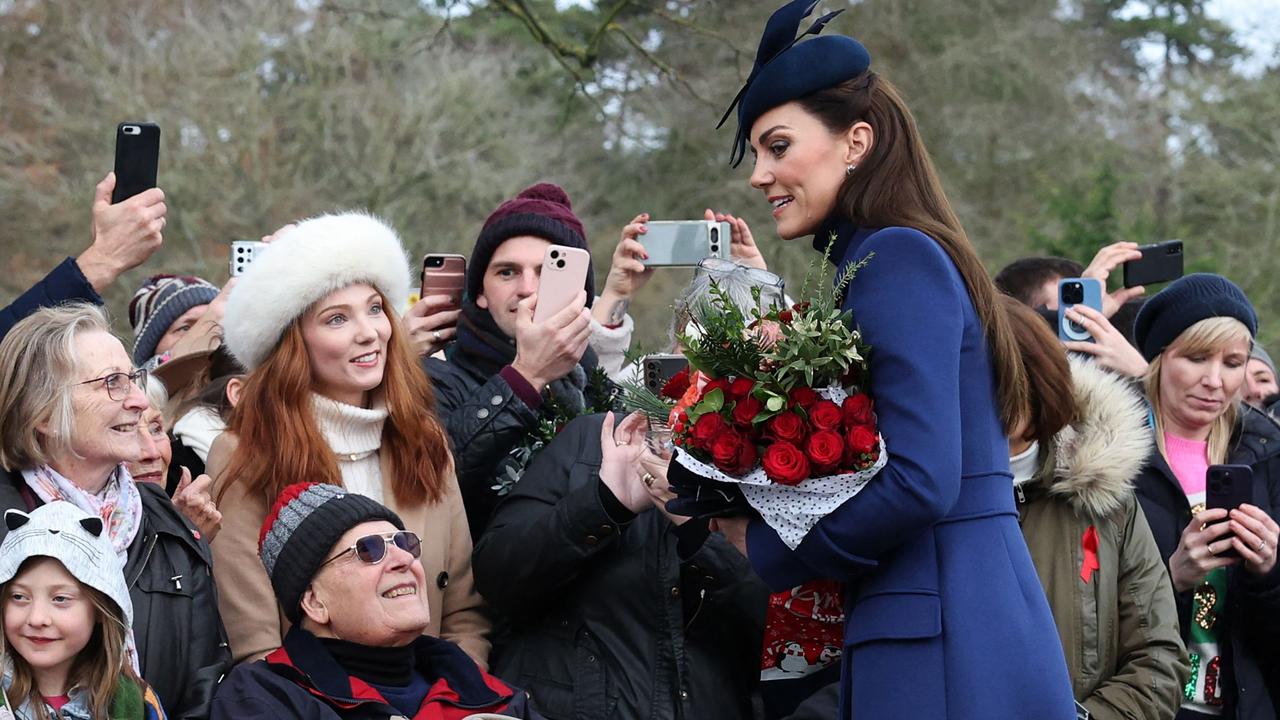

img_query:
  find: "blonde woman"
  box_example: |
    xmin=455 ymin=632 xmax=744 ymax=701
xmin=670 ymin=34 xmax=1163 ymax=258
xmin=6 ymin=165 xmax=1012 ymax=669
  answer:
xmin=1130 ymin=274 xmax=1280 ymax=719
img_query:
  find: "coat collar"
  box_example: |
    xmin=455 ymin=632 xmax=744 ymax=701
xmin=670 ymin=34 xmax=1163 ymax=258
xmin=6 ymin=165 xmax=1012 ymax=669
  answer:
xmin=265 ymin=626 xmax=512 ymax=713
xmin=1038 ymin=358 xmax=1152 ymax=518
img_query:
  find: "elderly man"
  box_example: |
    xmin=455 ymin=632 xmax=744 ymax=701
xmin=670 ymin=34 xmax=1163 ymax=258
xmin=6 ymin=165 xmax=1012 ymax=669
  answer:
xmin=211 ymin=482 xmax=542 ymax=720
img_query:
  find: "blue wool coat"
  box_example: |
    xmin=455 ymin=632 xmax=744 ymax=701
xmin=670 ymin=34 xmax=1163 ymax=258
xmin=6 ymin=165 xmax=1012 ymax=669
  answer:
xmin=746 ymin=220 xmax=1077 ymax=719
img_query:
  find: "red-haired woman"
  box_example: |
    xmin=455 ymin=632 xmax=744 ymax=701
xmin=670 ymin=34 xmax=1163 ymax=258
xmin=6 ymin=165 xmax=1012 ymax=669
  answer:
xmin=206 ymin=212 xmax=489 ymax=666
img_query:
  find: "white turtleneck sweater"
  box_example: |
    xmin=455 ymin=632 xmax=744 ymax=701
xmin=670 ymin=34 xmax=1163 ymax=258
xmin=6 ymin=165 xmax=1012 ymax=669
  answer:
xmin=1009 ymin=440 xmax=1041 ymax=488
xmin=311 ymin=394 xmax=389 ymax=504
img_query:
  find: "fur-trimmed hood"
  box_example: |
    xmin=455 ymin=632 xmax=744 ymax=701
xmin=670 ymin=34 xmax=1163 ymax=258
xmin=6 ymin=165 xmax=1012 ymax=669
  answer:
xmin=1041 ymin=357 xmax=1152 ymax=518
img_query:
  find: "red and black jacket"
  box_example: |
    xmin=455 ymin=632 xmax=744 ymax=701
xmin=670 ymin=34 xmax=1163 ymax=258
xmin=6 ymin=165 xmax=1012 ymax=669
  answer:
xmin=210 ymin=627 xmax=543 ymax=720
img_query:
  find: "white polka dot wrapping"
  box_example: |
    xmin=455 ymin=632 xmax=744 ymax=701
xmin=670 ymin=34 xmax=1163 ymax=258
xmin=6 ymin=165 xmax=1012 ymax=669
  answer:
xmin=672 ymin=385 xmax=888 ymax=550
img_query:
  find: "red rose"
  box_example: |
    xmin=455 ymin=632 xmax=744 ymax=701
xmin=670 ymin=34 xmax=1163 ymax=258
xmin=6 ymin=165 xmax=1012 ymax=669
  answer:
xmin=762 ymin=441 xmax=811 ymax=486
xmin=789 ymin=387 xmax=819 ymax=410
xmin=808 ymin=400 xmax=843 ymax=431
xmin=777 ymin=309 xmax=794 ymax=323
xmin=844 ymin=425 xmax=878 ymax=467
xmin=711 ymin=429 xmax=758 ymax=475
xmin=660 ymin=367 xmax=691 ymax=400
xmin=805 ymin=430 xmax=845 ymax=474
xmin=842 ymin=393 xmax=874 ymax=428
xmin=702 ymin=378 xmax=730 ymax=400
xmin=732 ymin=396 xmax=764 ymax=428
xmin=690 ymin=412 xmax=728 ymax=450
xmin=765 ymin=412 xmax=807 ymax=444
xmin=727 ymin=377 xmax=756 ymax=401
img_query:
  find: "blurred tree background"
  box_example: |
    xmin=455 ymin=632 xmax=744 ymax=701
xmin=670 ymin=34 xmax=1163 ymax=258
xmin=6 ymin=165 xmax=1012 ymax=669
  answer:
xmin=2 ymin=0 xmax=1279 ymax=349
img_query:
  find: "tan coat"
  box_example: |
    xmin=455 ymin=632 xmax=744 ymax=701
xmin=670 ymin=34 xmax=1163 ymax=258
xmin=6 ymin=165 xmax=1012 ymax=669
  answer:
xmin=1019 ymin=358 xmax=1188 ymax=720
xmin=206 ymin=432 xmax=491 ymax=667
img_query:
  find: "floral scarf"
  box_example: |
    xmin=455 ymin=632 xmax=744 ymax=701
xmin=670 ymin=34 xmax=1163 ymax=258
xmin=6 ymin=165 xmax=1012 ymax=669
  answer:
xmin=21 ymin=464 xmax=143 ymax=565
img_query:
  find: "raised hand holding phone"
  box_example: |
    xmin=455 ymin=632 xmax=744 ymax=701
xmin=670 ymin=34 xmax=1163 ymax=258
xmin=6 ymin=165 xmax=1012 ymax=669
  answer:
xmin=511 ymin=287 xmax=591 ymax=393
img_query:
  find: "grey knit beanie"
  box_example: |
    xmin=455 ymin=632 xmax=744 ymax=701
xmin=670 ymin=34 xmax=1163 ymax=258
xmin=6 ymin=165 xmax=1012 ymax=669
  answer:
xmin=258 ymin=482 xmax=404 ymax=623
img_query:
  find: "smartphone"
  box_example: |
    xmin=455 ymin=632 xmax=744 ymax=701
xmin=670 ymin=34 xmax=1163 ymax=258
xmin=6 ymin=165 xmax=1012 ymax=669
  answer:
xmin=1057 ymin=277 xmax=1104 ymax=343
xmin=229 ymin=241 xmax=267 ymax=277
xmin=1123 ymin=240 xmax=1183 ymax=288
xmin=640 ymin=220 xmax=732 ymax=267
xmin=111 ymin=122 xmax=161 ymax=204
xmin=1206 ymin=464 xmax=1254 ymax=559
xmin=421 ymin=254 xmax=466 ymax=308
xmin=534 ymin=245 xmax=591 ymax=323
xmin=642 ymin=354 xmax=689 ymax=394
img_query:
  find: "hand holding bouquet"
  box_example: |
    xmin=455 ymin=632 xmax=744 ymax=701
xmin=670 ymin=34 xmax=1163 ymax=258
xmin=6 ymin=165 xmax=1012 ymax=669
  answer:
xmin=623 ymin=248 xmax=886 ymax=550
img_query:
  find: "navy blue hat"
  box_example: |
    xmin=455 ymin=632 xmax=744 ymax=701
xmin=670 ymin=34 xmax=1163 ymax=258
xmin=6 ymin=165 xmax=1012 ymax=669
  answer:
xmin=719 ymin=0 xmax=871 ymax=167
xmin=1132 ymin=273 xmax=1258 ymax=362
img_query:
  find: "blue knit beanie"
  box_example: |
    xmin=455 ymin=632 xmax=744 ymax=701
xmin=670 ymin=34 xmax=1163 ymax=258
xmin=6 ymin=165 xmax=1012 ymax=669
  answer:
xmin=719 ymin=0 xmax=871 ymax=167
xmin=1132 ymin=273 xmax=1257 ymax=362
xmin=129 ymin=274 xmax=219 ymax=365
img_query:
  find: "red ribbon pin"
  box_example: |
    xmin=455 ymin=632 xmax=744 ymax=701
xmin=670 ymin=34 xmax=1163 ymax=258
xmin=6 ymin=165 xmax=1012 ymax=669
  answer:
xmin=1080 ymin=525 xmax=1100 ymax=583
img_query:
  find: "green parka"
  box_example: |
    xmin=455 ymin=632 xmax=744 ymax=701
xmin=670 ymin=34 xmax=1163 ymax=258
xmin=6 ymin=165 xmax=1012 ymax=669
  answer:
xmin=1017 ymin=358 xmax=1190 ymax=720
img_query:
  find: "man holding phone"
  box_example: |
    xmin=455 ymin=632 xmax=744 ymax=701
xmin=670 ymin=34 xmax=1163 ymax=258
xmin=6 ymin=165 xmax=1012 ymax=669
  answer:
xmin=1 ymin=171 xmax=166 ymax=338
xmin=425 ymin=183 xmax=616 ymax=538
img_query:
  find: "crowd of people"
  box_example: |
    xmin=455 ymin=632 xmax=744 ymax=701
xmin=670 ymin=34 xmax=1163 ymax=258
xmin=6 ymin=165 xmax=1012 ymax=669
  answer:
xmin=1 ymin=1 xmax=1279 ymax=719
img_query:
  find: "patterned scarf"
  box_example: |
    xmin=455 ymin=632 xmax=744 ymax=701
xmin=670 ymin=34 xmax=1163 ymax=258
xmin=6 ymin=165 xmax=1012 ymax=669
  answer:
xmin=22 ymin=464 xmax=144 ymax=565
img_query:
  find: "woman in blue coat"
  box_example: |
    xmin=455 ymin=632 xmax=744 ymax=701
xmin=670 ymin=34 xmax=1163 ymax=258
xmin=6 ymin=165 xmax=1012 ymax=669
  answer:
xmin=709 ymin=2 xmax=1077 ymax=717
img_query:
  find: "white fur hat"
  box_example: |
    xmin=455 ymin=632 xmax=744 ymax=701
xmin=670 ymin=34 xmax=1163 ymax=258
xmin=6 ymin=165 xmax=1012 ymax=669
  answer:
xmin=224 ymin=211 xmax=412 ymax=371
xmin=0 ymin=502 xmax=134 ymax=628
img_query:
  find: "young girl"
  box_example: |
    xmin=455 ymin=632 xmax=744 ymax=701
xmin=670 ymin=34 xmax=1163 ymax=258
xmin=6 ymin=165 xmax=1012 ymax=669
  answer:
xmin=0 ymin=502 xmax=165 ymax=720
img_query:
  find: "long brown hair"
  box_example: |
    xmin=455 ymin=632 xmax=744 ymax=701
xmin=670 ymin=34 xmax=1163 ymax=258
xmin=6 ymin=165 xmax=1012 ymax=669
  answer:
xmin=219 ymin=289 xmax=451 ymax=506
xmin=0 ymin=557 xmax=135 ymax=720
xmin=999 ymin=296 xmax=1076 ymax=448
xmin=797 ymin=72 xmax=1028 ymax=432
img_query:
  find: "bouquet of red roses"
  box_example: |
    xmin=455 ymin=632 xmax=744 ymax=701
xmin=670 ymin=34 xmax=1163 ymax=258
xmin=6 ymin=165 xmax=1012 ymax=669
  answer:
xmin=632 ymin=251 xmax=887 ymax=550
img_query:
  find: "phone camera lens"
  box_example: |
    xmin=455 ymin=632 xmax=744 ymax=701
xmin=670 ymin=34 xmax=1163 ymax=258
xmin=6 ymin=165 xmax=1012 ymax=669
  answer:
xmin=710 ymin=228 xmax=719 ymax=242
xmin=555 ymin=259 xmax=566 ymax=269
xmin=1062 ymin=282 xmax=1084 ymax=304
xmin=550 ymin=250 xmax=560 ymax=259
xmin=710 ymin=245 xmax=720 ymax=253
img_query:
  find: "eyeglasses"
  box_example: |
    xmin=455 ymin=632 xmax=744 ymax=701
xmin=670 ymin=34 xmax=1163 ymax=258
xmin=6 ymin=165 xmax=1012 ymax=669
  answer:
xmin=695 ymin=257 xmax=785 ymax=292
xmin=320 ymin=530 xmax=421 ymax=568
xmin=72 ymin=369 xmax=148 ymax=402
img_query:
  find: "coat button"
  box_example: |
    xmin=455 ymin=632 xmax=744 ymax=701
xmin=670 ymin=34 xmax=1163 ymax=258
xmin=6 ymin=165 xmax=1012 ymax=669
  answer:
xmin=598 ymin=524 xmax=613 ymax=535
xmin=476 ymin=408 xmax=490 ymax=419
xmin=585 ymin=535 xmax=599 ymax=545
xmin=491 ymin=395 xmax=503 ymax=406
xmin=436 ymin=571 xmax=449 ymax=589
xmin=680 ymin=690 xmax=689 ymax=700
xmin=670 ymin=586 xmax=681 ymax=598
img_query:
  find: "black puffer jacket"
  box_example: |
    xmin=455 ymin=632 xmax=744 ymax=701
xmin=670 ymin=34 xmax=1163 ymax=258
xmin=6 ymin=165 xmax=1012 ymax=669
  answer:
xmin=1132 ymin=405 xmax=1280 ymax=719
xmin=0 ymin=469 xmax=232 ymax=720
xmin=425 ymin=353 xmax=614 ymax=539
xmin=472 ymin=414 xmax=769 ymax=720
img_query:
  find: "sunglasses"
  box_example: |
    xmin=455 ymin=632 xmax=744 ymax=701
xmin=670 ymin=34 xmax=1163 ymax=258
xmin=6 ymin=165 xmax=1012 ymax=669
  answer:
xmin=319 ymin=530 xmax=421 ymax=568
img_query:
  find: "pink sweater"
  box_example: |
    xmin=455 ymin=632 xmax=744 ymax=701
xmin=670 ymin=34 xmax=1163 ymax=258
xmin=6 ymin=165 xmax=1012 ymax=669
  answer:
xmin=1164 ymin=431 xmax=1209 ymax=500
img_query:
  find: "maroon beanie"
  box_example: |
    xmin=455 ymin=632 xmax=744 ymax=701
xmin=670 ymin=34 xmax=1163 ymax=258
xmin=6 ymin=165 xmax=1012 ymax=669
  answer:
xmin=466 ymin=183 xmax=594 ymax=306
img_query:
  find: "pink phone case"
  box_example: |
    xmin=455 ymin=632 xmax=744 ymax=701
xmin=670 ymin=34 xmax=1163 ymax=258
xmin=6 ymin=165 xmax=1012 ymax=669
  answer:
xmin=534 ymin=245 xmax=591 ymax=323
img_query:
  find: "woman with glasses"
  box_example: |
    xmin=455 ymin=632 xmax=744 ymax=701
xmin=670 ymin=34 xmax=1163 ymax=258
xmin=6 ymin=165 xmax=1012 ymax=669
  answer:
xmin=0 ymin=302 xmax=231 ymax=720
xmin=204 ymin=212 xmax=489 ymax=668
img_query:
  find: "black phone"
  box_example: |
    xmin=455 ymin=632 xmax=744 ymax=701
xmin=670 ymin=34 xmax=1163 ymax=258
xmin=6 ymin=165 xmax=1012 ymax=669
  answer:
xmin=643 ymin=354 xmax=689 ymax=394
xmin=112 ymin=122 xmax=161 ymax=204
xmin=1123 ymin=240 xmax=1183 ymax=289
xmin=1206 ymin=464 xmax=1254 ymax=559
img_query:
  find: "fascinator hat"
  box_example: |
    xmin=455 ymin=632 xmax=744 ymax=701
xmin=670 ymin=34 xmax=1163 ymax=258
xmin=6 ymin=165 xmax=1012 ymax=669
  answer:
xmin=719 ymin=0 xmax=872 ymax=167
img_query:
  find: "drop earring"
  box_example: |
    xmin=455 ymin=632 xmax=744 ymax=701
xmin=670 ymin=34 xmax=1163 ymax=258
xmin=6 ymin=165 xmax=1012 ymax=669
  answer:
xmin=846 ymin=163 xmax=857 ymax=175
